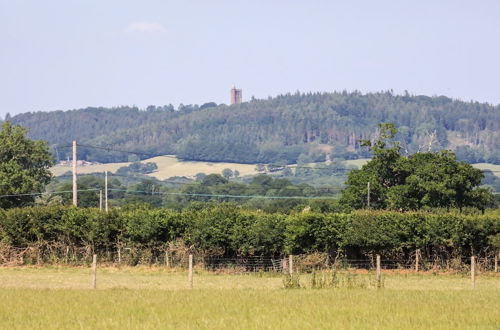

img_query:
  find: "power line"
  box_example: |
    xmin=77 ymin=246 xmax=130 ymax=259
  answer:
xmin=108 ymin=189 xmax=340 ymax=200
xmin=54 ymin=172 xmax=345 ymax=191
xmin=0 ymin=189 xmax=101 ymax=199
xmin=56 ymin=143 xmax=500 ymax=173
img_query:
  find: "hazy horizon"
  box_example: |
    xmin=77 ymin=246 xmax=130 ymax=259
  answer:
xmin=2 ymin=0 xmax=500 ymax=117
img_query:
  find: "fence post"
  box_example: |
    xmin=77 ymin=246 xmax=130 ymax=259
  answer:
xmin=91 ymin=254 xmax=97 ymax=289
xmin=188 ymin=254 xmax=193 ymax=289
xmin=376 ymin=254 xmax=381 ymax=289
xmin=495 ymin=252 xmax=498 ymax=273
xmin=415 ymin=249 xmax=420 ymax=272
xmin=289 ymin=255 xmax=293 ymax=275
xmin=117 ymin=245 xmax=121 ymax=265
xmin=165 ymin=250 xmax=170 ymax=268
xmin=471 ymin=256 xmax=476 ymax=289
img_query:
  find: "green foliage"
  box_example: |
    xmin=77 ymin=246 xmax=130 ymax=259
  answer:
xmin=10 ymin=92 xmax=500 ymax=164
xmin=0 ymin=206 xmax=498 ymax=264
xmin=341 ymin=124 xmax=493 ymax=211
xmin=221 ymin=168 xmax=233 ymax=179
xmin=0 ymin=122 xmax=54 ymax=208
xmin=116 ymin=162 xmax=158 ymax=175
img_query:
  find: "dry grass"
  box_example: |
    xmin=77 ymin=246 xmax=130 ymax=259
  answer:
xmin=51 ymin=155 xmax=259 ymax=179
xmin=472 ymin=163 xmax=500 ymax=177
xmin=344 ymin=158 xmax=370 ymax=168
xmin=0 ymin=267 xmax=498 ymax=329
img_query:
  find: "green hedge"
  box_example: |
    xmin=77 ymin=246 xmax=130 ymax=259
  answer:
xmin=0 ymin=205 xmax=498 ymax=264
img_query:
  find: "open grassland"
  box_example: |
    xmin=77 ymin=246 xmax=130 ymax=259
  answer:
xmin=51 ymin=154 xmax=500 ymax=180
xmin=51 ymin=155 xmax=259 ymax=179
xmin=473 ymin=163 xmax=500 ymax=177
xmin=344 ymin=158 xmax=370 ymax=168
xmin=0 ymin=267 xmax=498 ymax=329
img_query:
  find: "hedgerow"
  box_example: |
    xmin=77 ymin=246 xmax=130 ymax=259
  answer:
xmin=0 ymin=205 xmax=498 ymax=265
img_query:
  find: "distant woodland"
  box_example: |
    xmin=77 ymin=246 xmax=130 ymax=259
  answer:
xmin=5 ymin=91 xmax=500 ymax=164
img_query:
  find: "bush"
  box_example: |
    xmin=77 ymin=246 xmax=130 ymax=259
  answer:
xmin=0 ymin=205 xmax=498 ymax=265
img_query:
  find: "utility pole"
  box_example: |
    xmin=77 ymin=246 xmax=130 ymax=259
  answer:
xmin=105 ymin=171 xmax=108 ymax=212
xmin=72 ymin=141 xmax=77 ymax=207
xmin=367 ymin=181 xmax=371 ymax=209
xmin=99 ymin=190 xmax=103 ymax=211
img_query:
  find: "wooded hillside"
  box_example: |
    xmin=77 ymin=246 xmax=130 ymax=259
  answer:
xmin=7 ymin=91 xmax=500 ymax=164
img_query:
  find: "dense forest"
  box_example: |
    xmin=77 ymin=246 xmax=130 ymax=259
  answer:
xmin=6 ymin=91 xmax=500 ymax=164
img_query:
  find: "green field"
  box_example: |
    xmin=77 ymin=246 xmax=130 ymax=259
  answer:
xmin=0 ymin=267 xmax=498 ymax=329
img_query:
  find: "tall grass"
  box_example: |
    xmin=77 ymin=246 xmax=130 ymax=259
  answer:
xmin=0 ymin=288 xmax=498 ymax=329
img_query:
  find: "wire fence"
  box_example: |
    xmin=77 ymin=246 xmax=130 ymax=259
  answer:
xmin=1 ymin=245 xmax=498 ymax=273
xmin=0 ymin=252 xmax=498 ymax=291
xmin=203 ymin=256 xmax=284 ymax=273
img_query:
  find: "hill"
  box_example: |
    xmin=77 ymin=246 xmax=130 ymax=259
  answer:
xmin=50 ymin=155 xmax=259 ymax=179
xmin=8 ymin=91 xmax=500 ymax=164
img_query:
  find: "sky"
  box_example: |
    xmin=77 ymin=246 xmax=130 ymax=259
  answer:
xmin=1 ymin=0 xmax=499 ymax=117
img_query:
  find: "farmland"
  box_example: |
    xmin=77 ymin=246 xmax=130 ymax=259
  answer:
xmin=50 ymin=155 xmax=260 ymax=179
xmin=0 ymin=267 xmax=498 ymax=329
xmin=51 ymin=155 xmax=500 ymax=181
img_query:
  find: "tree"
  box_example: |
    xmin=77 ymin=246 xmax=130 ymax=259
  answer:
xmin=255 ymin=164 xmax=266 ymax=172
xmin=195 ymin=172 xmax=207 ymax=181
xmin=201 ymin=174 xmax=228 ymax=186
xmin=222 ymin=168 xmax=233 ymax=179
xmin=0 ymin=122 xmax=54 ymax=208
xmin=341 ymin=123 xmax=493 ymax=211
xmin=116 ymin=162 xmax=158 ymax=175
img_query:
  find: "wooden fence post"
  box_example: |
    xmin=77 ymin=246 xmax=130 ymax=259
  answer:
xmin=471 ymin=256 xmax=476 ymax=289
xmin=289 ymin=255 xmax=293 ymax=275
xmin=92 ymin=254 xmax=97 ymax=289
xmin=415 ymin=249 xmax=420 ymax=272
xmin=495 ymin=252 xmax=498 ymax=273
xmin=165 ymin=250 xmax=170 ymax=268
xmin=188 ymin=254 xmax=193 ymax=289
xmin=117 ymin=245 xmax=121 ymax=265
xmin=376 ymin=254 xmax=381 ymax=289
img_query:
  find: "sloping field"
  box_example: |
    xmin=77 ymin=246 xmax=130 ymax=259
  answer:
xmin=51 ymin=155 xmax=500 ymax=180
xmin=51 ymin=155 xmax=259 ymax=179
xmin=473 ymin=163 xmax=500 ymax=177
xmin=344 ymin=158 xmax=370 ymax=168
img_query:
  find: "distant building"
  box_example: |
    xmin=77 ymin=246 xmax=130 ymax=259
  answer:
xmin=230 ymin=87 xmax=242 ymax=105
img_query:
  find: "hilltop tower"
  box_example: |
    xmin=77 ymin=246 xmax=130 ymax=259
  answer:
xmin=230 ymin=87 xmax=242 ymax=105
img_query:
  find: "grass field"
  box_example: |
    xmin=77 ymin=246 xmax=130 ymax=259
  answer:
xmin=51 ymin=155 xmax=259 ymax=179
xmin=344 ymin=158 xmax=370 ymax=168
xmin=472 ymin=163 xmax=500 ymax=177
xmin=51 ymin=155 xmax=500 ymax=181
xmin=0 ymin=267 xmax=498 ymax=329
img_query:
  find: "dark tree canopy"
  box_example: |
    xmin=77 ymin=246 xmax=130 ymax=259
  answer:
xmin=0 ymin=122 xmax=54 ymax=208
xmin=340 ymin=123 xmax=493 ymax=211
xmin=7 ymin=91 xmax=500 ymax=165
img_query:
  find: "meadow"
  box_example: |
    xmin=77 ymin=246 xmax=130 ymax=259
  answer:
xmin=0 ymin=267 xmax=498 ymax=329
xmin=50 ymin=155 xmax=259 ymax=179
xmin=51 ymin=155 xmax=500 ymax=181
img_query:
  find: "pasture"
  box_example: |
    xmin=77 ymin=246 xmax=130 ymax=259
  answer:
xmin=51 ymin=155 xmax=259 ymax=179
xmin=51 ymin=153 xmax=500 ymax=181
xmin=0 ymin=267 xmax=498 ymax=329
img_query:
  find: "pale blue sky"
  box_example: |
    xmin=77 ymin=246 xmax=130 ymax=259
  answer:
xmin=1 ymin=0 xmax=499 ymax=117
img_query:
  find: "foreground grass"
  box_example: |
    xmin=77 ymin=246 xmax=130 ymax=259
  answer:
xmin=0 ymin=267 xmax=498 ymax=329
xmin=0 ymin=288 xmax=498 ymax=329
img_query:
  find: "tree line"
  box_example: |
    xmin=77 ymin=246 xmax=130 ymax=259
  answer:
xmin=0 ymin=121 xmax=497 ymax=211
xmin=0 ymin=205 xmax=498 ymax=265
xmin=6 ymin=91 xmax=500 ymax=164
